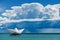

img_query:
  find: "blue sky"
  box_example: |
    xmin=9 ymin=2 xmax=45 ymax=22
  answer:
xmin=0 ymin=0 xmax=60 ymax=33
xmin=0 ymin=0 xmax=60 ymax=14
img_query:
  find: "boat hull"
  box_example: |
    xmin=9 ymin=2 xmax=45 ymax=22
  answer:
xmin=8 ymin=28 xmax=24 ymax=35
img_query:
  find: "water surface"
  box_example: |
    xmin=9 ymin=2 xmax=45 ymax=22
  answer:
xmin=0 ymin=34 xmax=60 ymax=40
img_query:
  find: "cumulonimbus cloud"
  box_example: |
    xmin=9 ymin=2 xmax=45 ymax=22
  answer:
xmin=0 ymin=3 xmax=60 ymax=24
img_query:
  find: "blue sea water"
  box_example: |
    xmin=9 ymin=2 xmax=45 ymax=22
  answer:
xmin=0 ymin=34 xmax=60 ymax=40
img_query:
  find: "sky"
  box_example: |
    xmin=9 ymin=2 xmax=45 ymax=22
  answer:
xmin=0 ymin=0 xmax=60 ymax=14
xmin=0 ymin=0 xmax=60 ymax=33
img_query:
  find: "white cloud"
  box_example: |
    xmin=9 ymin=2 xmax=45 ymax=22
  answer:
xmin=40 ymin=28 xmax=60 ymax=33
xmin=0 ymin=18 xmax=44 ymax=24
xmin=43 ymin=4 xmax=60 ymax=19
xmin=2 ymin=10 xmax=17 ymax=19
xmin=2 ymin=3 xmax=44 ymax=19
xmin=0 ymin=3 xmax=60 ymax=24
xmin=0 ymin=17 xmax=9 ymax=25
xmin=0 ymin=17 xmax=8 ymax=21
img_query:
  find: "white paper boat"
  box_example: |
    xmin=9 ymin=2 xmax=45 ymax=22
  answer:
xmin=8 ymin=28 xmax=24 ymax=35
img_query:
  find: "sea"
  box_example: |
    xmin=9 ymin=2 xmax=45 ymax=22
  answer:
xmin=0 ymin=20 xmax=60 ymax=40
xmin=0 ymin=33 xmax=60 ymax=40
